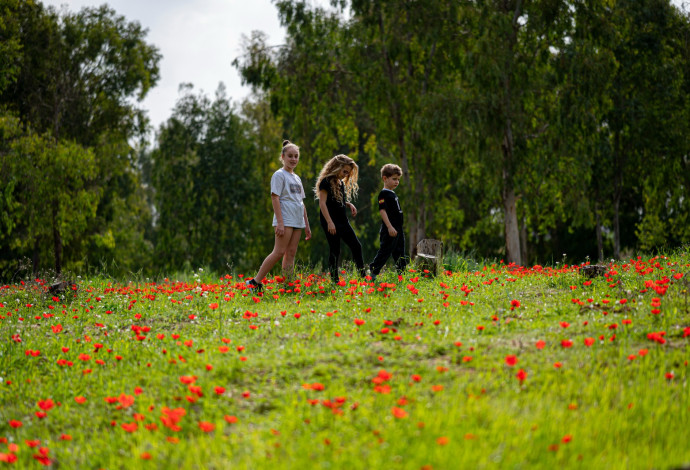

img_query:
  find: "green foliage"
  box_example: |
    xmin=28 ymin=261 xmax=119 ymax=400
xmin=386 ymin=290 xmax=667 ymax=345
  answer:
xmin=147 ymin=84 xmax=259 ymax=273
xmin=3 ymin=0 xmax=690 ymax=278
xmin=0 ymin=113 xmax=99 ymax=277
xmin=0 ymin=1 xmax=160 ymax=278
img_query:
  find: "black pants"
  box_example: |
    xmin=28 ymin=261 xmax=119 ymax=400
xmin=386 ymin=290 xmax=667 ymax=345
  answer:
xmin=369 ymin=229 xmax=408 ymax=276
xmin=320 ymin=216 xmax=365 ymax=282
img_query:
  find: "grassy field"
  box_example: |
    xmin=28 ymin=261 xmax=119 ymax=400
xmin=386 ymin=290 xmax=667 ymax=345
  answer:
xmin=1 ymin=252 xmax=689 ymax=469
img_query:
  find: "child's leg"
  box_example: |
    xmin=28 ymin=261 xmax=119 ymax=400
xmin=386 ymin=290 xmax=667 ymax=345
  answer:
xmin=338 ymin=222 xmax=365 ymax=276
xmin=391 ymin=233 xmax=409 ymax=273
xmin=281 ymin=228 xmax=303 ymax=278
xmin=254 ymin=227 xmax=296 ymax=282
xmin=369 ymin=232 xmax=396 ymax=276
xmin=321 ymin=221 xmax=342 ymax=282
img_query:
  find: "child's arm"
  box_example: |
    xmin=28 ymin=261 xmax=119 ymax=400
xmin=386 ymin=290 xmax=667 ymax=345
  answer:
xmin=272 ymin=193 xmax=284 ymax=236
xmin=379 ymin=209 xmax=398 ymax=237
xmin=303 ymin=204 xmax=311 ymax=240
xmin=318 ymin=190 xmax=337 ymax=234
xmin=346 ymin=202 xmax=357 ymax=217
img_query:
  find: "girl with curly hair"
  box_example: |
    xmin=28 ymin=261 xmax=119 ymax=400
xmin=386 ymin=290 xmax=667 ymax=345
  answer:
xmin=314 ymin=154 xmax=365 ymax=283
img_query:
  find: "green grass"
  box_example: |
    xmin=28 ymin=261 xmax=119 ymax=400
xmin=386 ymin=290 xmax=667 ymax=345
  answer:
xmin=1 ymin=253 xmax=689 ymax=469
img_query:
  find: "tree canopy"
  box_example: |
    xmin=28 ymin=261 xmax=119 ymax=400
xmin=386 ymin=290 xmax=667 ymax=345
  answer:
xmin=2 ymin=0 xmax=690 ymax=280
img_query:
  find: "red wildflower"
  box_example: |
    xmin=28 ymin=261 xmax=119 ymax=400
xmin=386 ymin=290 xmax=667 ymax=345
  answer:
xmin=584 ymin=337 xmax=595 ymax=347
xmin=121 ymin=422 xmax=138 ymax=433
xmin=516 ymin=369 xmax=527 ymax=382
xmin=391 ymin=407 xmax=408 ymax=419
xmin=37 ymin=399 xmax=55 ymax=411
xmin=561 ymin=339 xmax=573 ymax=348
xmin=535 ymin=340 xmax=546 ymax=350
xmin=198 ymin=421 xmax=215 ymax=432
xmin=505 ymin=355 xmax=518 ymax=367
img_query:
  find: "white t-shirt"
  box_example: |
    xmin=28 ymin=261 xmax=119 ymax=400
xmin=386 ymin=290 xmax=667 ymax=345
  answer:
xmin=270 ymin=168 xmax=306 ymax=228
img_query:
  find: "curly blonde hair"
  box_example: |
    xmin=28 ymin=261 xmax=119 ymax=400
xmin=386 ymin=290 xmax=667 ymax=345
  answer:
xmin=314 ymin=154 xmax=359 ymax=204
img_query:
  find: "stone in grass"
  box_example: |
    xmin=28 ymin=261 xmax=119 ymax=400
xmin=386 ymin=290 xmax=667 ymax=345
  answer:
xmin=48 ymin=280 xmax=78 ymax=294
xmin=414 ymin=239 xmax=443 ymax=277
xmin=580 ymin=265 xmax=607 ymax=278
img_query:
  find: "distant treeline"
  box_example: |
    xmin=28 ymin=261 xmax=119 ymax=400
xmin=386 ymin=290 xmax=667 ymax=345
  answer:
xmin=1 ymin=0 xmax=689 ymax=280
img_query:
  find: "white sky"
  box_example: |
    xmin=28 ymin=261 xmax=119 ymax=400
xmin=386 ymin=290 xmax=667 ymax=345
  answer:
xmin=40 ymin=0 xmax=690 ymax=139
xmin=40 ymin=0 xmax=334 ymax=137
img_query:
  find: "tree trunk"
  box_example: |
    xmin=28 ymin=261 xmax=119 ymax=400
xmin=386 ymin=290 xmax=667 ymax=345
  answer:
xmin=52 ymin=201 xmax=62 ymax=275
xmin=499 ymin=0 xmax=523 ymax=267
xmin=502 ymin=133 xmax=521 ymax=266
xmin=503 ymin=185 xmax=521 ymax=265
xmin=613 ymin=196 xmax=620 ymax=260
xmin=612 ymin=131 xmax=623 ymax=260
xmin=595 ymin=203 xmax=604 ymax=262
xmin=520 ymin=215 xmax=528 ymax=265
xmin=32 ymin=237 xmax=40 ymax=276
xmin=409 ymin=162 xmax=427 ymax=258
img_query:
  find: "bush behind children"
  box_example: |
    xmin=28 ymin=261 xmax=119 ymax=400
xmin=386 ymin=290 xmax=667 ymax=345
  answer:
xmin=245 ymin=141 xmax=408 ymax=289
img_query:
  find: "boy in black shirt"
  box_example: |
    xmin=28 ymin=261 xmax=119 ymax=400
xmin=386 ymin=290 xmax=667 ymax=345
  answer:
xmin=369 ymin=164 xmax=408 ymax=281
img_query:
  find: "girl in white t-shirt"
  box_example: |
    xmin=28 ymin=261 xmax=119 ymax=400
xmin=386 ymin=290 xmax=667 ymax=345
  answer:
xmin=246 ymin=140 xmax=311 ymax=291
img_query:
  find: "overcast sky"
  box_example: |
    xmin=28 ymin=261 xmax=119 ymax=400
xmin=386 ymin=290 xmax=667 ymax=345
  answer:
xmin=40 ymin=0 xmax=334 ymax=136
xmin=40 ymin=0 xmax=689 ymax=140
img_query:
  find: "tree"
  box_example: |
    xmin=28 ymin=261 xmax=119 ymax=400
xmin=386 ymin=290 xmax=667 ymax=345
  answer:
xmin=0 ymin=114 xmax=99 ymax=276
xmin=147 ymin=84 xmax=258 ymax=272
xmin=459 ymin=0 xmax=572 ymax=265
xmin=0 ymin=1 xmax=161 ymax=275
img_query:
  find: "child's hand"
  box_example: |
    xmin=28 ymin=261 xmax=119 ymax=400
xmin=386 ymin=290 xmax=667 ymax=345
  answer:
xmin=347 ymin=203 xmax=357 ymax=217
xmin=327 ymin=221 xmax=336 ymax=235
xmin=275 ymin=223 xmax=285 ymax=237
xmin=388 ymin=226 xmax=398 ymax=237
xmin=305 ymin=226 xmax=312 ymax=240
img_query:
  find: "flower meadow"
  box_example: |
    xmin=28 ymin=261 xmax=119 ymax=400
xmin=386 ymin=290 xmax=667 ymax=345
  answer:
xmin=1 ymin=253 xmax=689 ymax=469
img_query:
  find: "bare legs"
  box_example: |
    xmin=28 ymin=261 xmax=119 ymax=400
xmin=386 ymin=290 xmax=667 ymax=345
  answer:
xmin=253 ymin=227 xmax=303 ymax=282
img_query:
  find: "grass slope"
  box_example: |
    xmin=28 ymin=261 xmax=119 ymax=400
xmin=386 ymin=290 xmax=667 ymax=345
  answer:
xmin=1 ymin=254 xmax=689 ymax=469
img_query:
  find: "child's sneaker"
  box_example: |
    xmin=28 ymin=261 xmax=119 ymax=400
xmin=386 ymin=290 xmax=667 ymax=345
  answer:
xmin=245 ymin=278 xmax=263 ymax=292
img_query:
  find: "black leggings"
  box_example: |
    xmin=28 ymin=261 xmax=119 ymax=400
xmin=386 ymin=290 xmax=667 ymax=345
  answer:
xmin=369 ymin=231 xmax=408 ymax=276
xmin=320 ymin=216 xmax=365 ymax=282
